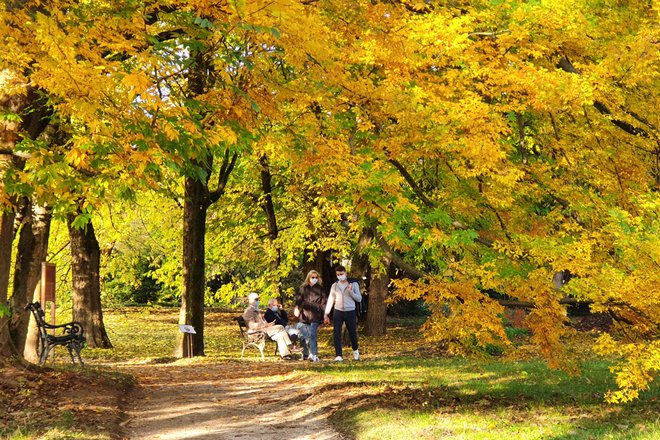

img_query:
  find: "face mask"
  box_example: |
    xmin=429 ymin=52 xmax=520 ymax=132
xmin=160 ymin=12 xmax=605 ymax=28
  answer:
xmin=310 ymin=278 xmax=318 ymax=286
xmin=253 ymin=300 xmax=260 ymax=309
xmin=338 ymin=274 xmax=347 ymax=282
xmin=270 ymin=306 xmax=279 ymax=312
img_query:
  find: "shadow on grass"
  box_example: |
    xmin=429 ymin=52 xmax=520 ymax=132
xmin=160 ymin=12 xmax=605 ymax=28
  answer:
xmin=316 ymin=357 xmax=659 ymax=440
xmin=317 ymin=356 xmax=615 ymax=399
xmin=331 ymin=387 xmax=660 ymax=440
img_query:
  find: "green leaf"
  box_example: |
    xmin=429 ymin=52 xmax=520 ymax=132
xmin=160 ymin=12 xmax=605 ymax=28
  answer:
xmin=194 ymin=166 xmax=208 ymax=183
xmin=228 ymin=0 xmax=246 ymax=16
xmin=193 ymin=17 xmax=213 ymax=29
xmin=0 ymin=111 xmax=22 ymax=122
xmin=70 ymin=213 xmax=92 ymax=230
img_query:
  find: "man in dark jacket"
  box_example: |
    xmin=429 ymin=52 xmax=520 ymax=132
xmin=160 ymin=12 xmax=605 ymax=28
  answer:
xmin=264 ymin=299 xmax=289 ymax=326
xmin=266 ymin=298 xmax=306 ymax=356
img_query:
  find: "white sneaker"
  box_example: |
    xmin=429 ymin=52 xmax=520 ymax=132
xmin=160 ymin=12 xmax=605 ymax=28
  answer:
xmin=312 ymin=355 xmax=320 ymax=362
xmin=334 ymin=356 xmax=343 ymax=362
xmin=353 ymin=349 xmax=360 ymax=361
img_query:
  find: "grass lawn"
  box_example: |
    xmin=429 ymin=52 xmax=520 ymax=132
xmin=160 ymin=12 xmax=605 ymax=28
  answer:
xmin=14 ymin=306 xmax=659 ymax=440
xmin=321 ymin=357 xmax=659 ymax=440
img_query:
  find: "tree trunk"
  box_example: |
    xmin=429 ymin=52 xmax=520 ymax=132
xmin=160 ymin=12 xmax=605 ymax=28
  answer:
xmin=176 ymin=174 xmax=208 ymax=357
xmin=1 ymin=84 xmax=49 ymax=304
xmin=0 ymin=152 xmax=17 ymax=358
xmin=259 ymin=155 xmax=282 ymax=297
xmin=0 ymin=85 xmax=51 ymax=359
xmin=365 ymin=258 xmax=390 ymax=336
xmin=351 ymin=229 xmax=372 ymax=292
xmin=67 ymin=213 xmax=112 ymax=349
xmin=0 ymin=209 xmax=15 ymax=358
xmin=11 ymin=203 xmax=51 ymax=360
xmin=10 ymin=201 xmax=36 ymax=354
xmin=0 ymin=210 xmax=14 ymax=302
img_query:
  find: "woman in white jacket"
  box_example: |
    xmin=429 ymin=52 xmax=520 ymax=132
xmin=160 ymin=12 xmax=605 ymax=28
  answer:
xmin=324 ymin=265 xmax=362 ymax=361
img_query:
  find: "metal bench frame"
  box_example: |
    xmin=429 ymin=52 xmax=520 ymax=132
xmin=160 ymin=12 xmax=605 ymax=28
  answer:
xmin=25 ymin=302 xmax=86 ymax=366
xmin=234 ymin=316 xmax=277 ymax=360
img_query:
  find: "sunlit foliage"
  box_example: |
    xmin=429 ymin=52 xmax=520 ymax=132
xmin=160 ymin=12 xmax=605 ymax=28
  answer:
xmin=2 ymin=0 xmax=657 ymax=400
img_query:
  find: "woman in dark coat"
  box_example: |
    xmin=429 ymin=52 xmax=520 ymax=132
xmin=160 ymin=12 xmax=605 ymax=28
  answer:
xmin=294 ymin=270 xmax=327 ymax=362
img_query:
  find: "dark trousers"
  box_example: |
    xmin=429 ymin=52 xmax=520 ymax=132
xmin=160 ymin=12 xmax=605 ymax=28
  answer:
xmin=332 ymin=309 xmax=358 ymax=356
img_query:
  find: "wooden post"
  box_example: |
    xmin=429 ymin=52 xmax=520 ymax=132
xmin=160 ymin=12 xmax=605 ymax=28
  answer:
xmin=178 ymin=325 xmax=196 ymax=358
xmin=41 ymin=262 xmax=56 ymax=334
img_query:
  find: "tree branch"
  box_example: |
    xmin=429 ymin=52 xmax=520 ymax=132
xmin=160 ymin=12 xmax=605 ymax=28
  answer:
xmin=557 ymin=56 xmax=656 ymax=139
xmin=209 ymin=148 xmax=237 ymax=204
xmin=387 ymin=155 xmax=437 ymax=208
xmin=498 ymin=297 xmax=580 ymax=308
xmin=468 ymin=30 xmax=511 ymax=38
xmin=370 ymin=227 xmax=429 ymax=279
xmin=259 ymin=154 xmax=279 ymax=242
xmin=386 ymin=152 xmax=495 ymax=247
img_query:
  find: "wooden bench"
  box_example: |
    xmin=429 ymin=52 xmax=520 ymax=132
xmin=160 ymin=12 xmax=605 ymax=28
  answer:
xmin=234 ymin=316 xmax=277 ymax=360
xmin=25 ymin=302 xmax=86 ymax=366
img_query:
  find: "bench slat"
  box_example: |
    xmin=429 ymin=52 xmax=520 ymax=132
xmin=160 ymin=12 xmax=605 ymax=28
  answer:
xmin=234 ymin=316 xmax=277 ymax=360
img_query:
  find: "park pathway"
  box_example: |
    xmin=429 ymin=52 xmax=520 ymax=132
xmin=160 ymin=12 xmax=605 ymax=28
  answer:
xmin=119 ymin=361 xmax=344 ymax=440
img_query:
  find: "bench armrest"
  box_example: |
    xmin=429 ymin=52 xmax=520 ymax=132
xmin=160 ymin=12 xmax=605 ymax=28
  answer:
xmin=44 ymin=321 xmax=84 ymax=336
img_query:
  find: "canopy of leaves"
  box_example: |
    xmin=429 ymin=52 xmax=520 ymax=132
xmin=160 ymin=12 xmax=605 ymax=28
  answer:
xmin=1 ymin=0 xmax=658 ymax=401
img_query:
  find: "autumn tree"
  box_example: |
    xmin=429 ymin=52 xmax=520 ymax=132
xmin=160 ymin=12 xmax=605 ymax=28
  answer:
xmin=1 ymin=0 xmax=175 ymax=352
xmin=245 ymin=0 xmax=658 ymax=399
xmin=315 ymin=0 xmax=659 ymax=401
xmin=3 ymin=0 xmax=657 ymax=401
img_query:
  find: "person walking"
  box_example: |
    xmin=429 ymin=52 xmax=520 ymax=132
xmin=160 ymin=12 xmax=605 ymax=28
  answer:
xmin=324 ymin=265 xmax=362 ymax=362
xmin=294 ymin=270 xmax=327 ymax=362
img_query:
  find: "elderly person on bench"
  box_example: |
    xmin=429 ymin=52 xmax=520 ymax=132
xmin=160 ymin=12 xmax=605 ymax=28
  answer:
xmin=265 ymin=298 xmax=309 ymax=359
xmin=242 ymin=293 xmax=298 ymax=360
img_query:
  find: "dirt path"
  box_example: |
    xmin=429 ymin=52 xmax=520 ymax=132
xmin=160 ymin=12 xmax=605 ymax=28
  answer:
xmin=119 ymin=361 xmax=345 ymax=440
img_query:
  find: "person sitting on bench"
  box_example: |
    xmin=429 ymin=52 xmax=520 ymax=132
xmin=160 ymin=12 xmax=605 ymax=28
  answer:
xmin=243 ymin=293 xmax=298 ymax=360
xmin=265 ymin=298 xmax=309 ymax=359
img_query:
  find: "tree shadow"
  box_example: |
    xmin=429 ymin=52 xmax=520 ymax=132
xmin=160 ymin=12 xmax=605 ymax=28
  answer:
xmin=314 ymin=357 xmax=660 ymax=439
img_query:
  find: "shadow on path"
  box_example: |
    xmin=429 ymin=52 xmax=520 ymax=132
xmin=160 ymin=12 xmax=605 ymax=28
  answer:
xmin=120 ymin=361 xmax=345 ymax=440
